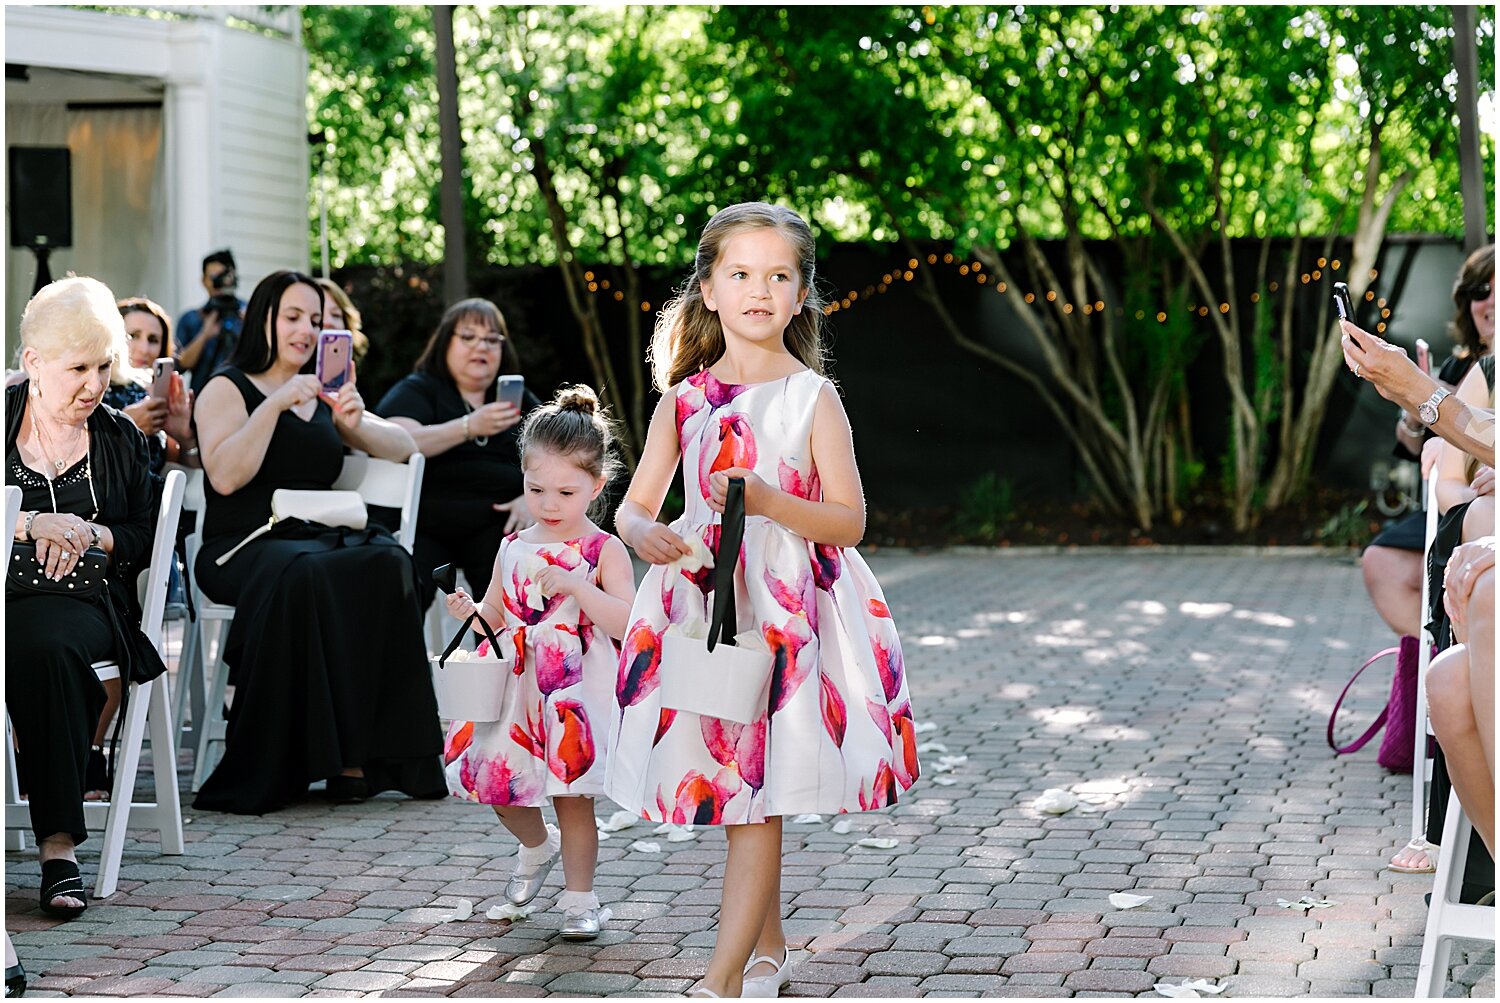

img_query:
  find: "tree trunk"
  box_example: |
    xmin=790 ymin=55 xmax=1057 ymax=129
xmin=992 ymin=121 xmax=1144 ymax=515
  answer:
xmin=1451 ymin=5 xmax=1488 ymax=253
xmin=433 ymin=6 xmax=467 ymax=304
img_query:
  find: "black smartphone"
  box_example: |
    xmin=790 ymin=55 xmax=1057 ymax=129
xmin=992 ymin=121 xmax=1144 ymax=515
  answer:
xmin=432 ymin=563 xmax=457 ymax=595
xmin=1332 ymin=282 xmax=1361 ymax=348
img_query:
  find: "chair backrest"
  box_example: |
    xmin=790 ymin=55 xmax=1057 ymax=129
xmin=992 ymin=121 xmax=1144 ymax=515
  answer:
xmin=141 ymin=470 xmax=186 ymax=649
xmin=2 ymin=485 xmax=20 ymax=568
xmin=333 ymin=451 xmax=425 ymax=553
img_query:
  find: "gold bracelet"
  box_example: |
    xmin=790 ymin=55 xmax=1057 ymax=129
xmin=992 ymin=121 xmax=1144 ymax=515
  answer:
xmin=462 ymin=414 xmax=472 ymax=441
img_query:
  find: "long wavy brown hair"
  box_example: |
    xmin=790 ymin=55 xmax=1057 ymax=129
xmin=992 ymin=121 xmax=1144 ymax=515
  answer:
xmin=1450 ymin=243 xmax=1495 ymax=359
xmin=649 ymin=202 xmax=828 ymax=392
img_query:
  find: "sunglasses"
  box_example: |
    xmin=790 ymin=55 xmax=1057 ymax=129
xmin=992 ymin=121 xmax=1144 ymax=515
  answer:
xmin=1461 ymin=280 xmax=1492 ymax=301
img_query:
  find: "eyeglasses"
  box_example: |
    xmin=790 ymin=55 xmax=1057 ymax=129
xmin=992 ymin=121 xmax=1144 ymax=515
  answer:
xmin=1461 ymin=280 xmax=1492 ymax=301
xmin=456 ymin=332 xmax=504 ymax=350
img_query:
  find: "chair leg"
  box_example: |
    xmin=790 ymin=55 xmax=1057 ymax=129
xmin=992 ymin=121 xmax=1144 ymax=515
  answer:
xmin=192 ymin=620 xmax=230 ymax=793
xmin=173 ymin=613 xmax=200 ymax=747
xmin=95 ymin=680 xmax=152 ymax=899
xmin=146 ymin=675 xmax=184 ymax=855
xmin=4 ymin=716 xmax=24 ymax=852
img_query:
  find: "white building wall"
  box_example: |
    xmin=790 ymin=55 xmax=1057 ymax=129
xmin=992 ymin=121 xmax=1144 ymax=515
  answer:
xmin=4 ymin=6 xmax=307 ymax=336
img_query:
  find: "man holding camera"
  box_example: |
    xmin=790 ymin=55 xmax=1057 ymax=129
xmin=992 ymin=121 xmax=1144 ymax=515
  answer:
xmin=175 ymin=249 xmax=246 ymax=392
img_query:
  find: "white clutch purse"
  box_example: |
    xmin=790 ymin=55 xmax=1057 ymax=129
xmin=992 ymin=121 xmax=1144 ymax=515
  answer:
xmin=215 ymin=489 xmax=367 ymax=565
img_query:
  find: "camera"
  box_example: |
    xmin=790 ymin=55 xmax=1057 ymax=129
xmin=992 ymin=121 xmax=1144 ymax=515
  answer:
xmin=204 ymin=290 xmax=242 ymax=351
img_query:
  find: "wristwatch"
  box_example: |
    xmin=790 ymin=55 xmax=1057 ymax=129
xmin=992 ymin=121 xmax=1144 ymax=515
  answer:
xmin=1417 ymin=387 xmax=1452 ymax=426
xmin=22 ymin=510 xmax=37 ymax=542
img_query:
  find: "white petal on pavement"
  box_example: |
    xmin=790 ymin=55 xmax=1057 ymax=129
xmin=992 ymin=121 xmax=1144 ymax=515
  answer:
xmin=932 ymin=776 xmax=958 ymax=786
xmin=1033 ymin=788 xmax=1079 ymax=814
xmin=1275 ymin=896 xmax=1336 ymax=910
xmin=487 ymin=902 xmax=536 ymax=922
xmin=832 ymin=819 xmax=854 ymax=834
xmin=630 ymin=840 xmax=662 ymax=854
xmin=937 ymin=754 xmax=968 ymax=767
xmin=916 ymin=742 xmax=949 ymax=754
xmin=856 ymin=837 xmax=899 ymax=850
xmin=598 ymin=810 xmax=638 ymax=833
xmin=666 ymin=827 xmax=697 ymax=843
xmin=913 ymin=721 xmax=938 ymax=733
xmin=1153 ymin=984 xmax=1203 ymax=998
xmin=791 ymin=814 xmax=824 ymax=824
xmin=1179 ymin=980 xmax=1224 ymax=995
xmin=1108 ymin=892 xmax=1153 ymax=910
xmin=436 ymin=897 xmax=474 ymax=922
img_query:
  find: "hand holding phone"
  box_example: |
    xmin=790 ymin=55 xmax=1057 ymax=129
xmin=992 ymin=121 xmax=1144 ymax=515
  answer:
xmin=316 ymin=330 xmax=353 ymax=393
xmin=151 ymin=358 xmax=175 ymax=400
xmin=1333 ymin=282 xmax=1362 ymax=349
xmin=1415 ymin=338 xmax=1431 ymax=376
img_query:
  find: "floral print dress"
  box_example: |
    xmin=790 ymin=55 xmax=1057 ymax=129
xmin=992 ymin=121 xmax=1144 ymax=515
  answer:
xmin=605 ymin=369 xmax=920 ymax=825
xmin=443 ymin=530 xmax=618 ymax=805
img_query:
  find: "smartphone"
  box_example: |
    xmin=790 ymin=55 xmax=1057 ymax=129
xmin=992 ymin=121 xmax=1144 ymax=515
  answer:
xmin=432 ymin=563 xmax=457 ymax=595
xmin=1332 ymin=282 xmax=1361 ymax=348
xmin=496 ymin=374 xmax=525 ymax=410
xmin=316 ymin=330 xmax=353 ymax=393
xmin=1416 ymin=338 xmax=1431 ymax=376
xmin=151 ymin=357 xmax=174 ymax=400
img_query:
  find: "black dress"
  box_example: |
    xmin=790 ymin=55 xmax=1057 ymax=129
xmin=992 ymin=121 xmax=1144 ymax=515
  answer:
xmin=4 ymin=384 xmax=163 ymax=845
xmin=192 ymin=368 xmax=444 ymax=815
xmin=375 ymin=372 xmax=539 ymax=608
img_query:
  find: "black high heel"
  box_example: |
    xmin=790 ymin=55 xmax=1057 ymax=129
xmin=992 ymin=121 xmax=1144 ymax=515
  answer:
xmin=4 ymin=959 xmax=25 ymax=997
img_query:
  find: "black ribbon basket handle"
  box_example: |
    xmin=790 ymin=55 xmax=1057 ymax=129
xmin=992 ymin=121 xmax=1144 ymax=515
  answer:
xmin=706 ymin=477 xmax=747 ymax=654
xmin=437 ymin=610 xmax=507 ymax=669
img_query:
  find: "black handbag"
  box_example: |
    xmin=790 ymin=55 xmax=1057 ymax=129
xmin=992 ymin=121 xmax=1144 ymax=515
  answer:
xmin=6 ymin=544 xmax=108 ymax=598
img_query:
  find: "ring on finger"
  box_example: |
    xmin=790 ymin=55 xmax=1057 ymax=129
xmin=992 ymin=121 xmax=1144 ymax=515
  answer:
xmin=1353 ymin=363 xmax=1362 ymax=378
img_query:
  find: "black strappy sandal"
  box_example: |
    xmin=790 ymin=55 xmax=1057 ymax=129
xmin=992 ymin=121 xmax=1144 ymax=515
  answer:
xmin=38 ymin=859 xmax=87 ymax=920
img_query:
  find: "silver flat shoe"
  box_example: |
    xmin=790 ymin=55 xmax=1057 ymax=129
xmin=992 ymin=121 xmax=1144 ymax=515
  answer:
xmin=505 ymin=849 xmax=558 ymax=906
xmin=559 ymin=905 xmax=603 ymax=940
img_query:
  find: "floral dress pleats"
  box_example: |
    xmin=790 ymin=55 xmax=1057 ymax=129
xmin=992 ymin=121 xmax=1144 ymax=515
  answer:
xmin=605 ymin=370 xmax=920 ymax=824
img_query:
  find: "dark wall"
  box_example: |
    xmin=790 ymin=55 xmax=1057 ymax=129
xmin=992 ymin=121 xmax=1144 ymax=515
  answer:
xmin=339 ymin=234 xmax=1475 ymax=513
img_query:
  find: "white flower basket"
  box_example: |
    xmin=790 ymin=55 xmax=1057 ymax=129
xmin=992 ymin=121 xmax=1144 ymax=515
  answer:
xmin=660 ymin=623 xmax=773 ymax=725
xmin=432 ymin=613 xmax=515 ymax=723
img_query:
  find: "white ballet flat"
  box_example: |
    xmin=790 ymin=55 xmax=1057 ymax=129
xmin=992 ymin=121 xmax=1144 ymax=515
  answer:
xmin=741 ymin=947 xmax=791 ymax=998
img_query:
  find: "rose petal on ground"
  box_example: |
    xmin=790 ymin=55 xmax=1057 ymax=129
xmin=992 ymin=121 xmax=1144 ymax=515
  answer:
xmin=487 ymin=902 xmax=536 ymax=922
xmin=1275 ymin=896 xmax=1336 ymax=910
xmin=913 ymin=721 xmax=938 ymax=733
xmin=856 ymin=837 xmax=899 ymax=849
xmin=1109 ymin=892 xmax=1153 ymax=910
xmin=1033 ymin=788 xmax=1078 ymax=814
xmin=932 ymin=776 xmax=958 ymax=786
xmin=916 ymin=742 xmax=948 ymax=754
xmin=832 ymin=819 xmax=853 ymax=834
xmin=1153 ymin=984 xmax=1202 ymax=998
xmin=792 ymin=814 xmax=824 ymax=824
xmin=937 ymin=754 xmax=968 ymax=767
xmin=598 ymin=810 xmax=638 ymax=832
xmin=666 ymin=827 xmax=696 ymax=843
xmin=630 ymin=840 xmax=662 ymax=853
xmin=1178 ymin=980 xmax=1224 ymax=995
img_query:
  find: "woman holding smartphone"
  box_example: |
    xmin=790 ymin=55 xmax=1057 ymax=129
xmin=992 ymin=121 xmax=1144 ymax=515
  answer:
xmin=104 ymin=298 xmax=199 ymax=472
xmin=192 ymin=270 xmax=444 ymax=813
xmin=375 ymin=298 xmax=541 ymax=610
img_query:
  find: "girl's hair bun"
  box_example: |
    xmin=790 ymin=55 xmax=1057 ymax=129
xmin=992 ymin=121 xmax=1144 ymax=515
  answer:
xmin=554 ymin=384 xmax=599 ymax=416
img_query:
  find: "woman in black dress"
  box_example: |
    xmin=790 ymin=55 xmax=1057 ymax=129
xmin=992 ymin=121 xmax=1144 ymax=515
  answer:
xmin=376 ymin=298 xmax=539 ymax=609
xmin=192 ymin=270 xmax=444 ymax=814
xmin=5 ymin=276 xmax=165 ymax=918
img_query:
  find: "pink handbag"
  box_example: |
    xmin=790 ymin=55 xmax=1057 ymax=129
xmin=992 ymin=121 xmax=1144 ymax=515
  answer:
xmin=1327 ymin=635 xmax=1420 ymax=773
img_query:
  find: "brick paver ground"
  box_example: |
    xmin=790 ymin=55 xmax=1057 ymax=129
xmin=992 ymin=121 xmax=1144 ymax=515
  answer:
xmin=6 ymin=551 xmax=1494 ymax=997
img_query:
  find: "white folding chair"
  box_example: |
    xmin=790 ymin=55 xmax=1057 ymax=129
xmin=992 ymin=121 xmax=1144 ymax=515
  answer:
xmin=332 ymin=451 xmax=425 ymax=553
xmin=183 ymin=452 xmax=425 ymax=790
xmin=3 ymin=486 xmax=23 ymax=853
xmin=1410 ymin=474 xmax=1442 ymax=844
xmin=4 ymin=470 xmax=187 ymax=898
xmin=1416 ymin=795 xmax=1495 ymax=996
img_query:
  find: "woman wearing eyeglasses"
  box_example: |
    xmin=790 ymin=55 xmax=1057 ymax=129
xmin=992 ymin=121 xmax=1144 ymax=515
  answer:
xmin=376 ymin=298 xmax=541 ymax=609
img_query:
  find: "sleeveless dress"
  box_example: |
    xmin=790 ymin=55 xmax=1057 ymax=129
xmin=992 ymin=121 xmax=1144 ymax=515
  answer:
xmin=605 ymin=369 xmax=920 ymax=825
xmin=443 ymin=529 xmax=619 ymax=805
xmin=193 ymin=368 xmax=445 ymax=814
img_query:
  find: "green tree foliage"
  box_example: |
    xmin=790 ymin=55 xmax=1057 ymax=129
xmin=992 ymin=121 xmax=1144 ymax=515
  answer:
xmin=302 ymin=4 xmax=1493 ymax=523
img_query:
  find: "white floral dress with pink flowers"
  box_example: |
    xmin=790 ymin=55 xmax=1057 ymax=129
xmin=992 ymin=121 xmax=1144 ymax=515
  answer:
xmin=605 ymin=369 xmax=920 ymax=825
xmin=443 ymin=531 xmax=618 ymax=805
